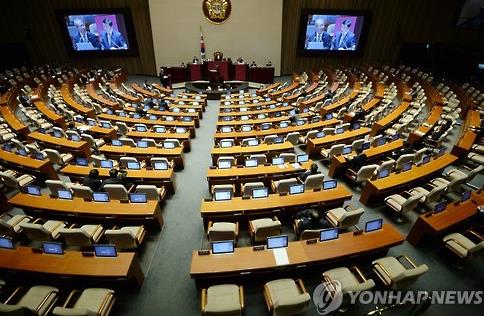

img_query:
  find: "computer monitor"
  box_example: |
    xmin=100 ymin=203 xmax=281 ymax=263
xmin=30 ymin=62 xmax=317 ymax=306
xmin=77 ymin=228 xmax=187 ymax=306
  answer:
xmin=273 ymin=137 xmax=284 ymax=144
xmin=361 ymin=142 xmax=370 ymax=150
xmin=70 ymin=134 xmax=81 ymax=141
xmin=322 ymin=180 xmax=337 ymax=190
xmin=437 ymin=147 xmax=445 ymax=157
xmin=155 ymin=126 xmax=166 ymax=133
xmin=94 ymin=244 xmax=117 ymax=257
xmin=112 ymin=140 xmax=122 ymax=146
xmin=182 ymin=117 xmax=192 ymax=122
xmin=26 ymin=185 xmax=41 ymax=196
xmin=164 ymin=142 xmax=175 ymax=149
xmin=175 ymin=127 xmax=187 ymax=134
xmin=247 ymin=139 xmax=259 ymax=146
xmin=101 ymin=122 xmax=111 ymax=128
xmin=392 ymin=133 xmax=400 ymax=141
xmin=245 ymin=159 xmax=258 ymax=167
xmin=137 ymin=141 xmax=148 ymax=148
xmin=353 ymin=122 xmax=360 ymax=130
xmin=127 ymin=161 xmax=141 ymax=170
xmin=260 ymin=125 xmax=271 ymax=131
xmin=252 ymin=187 xmax=268 ymax=199
xmin=289 ymin=109 xmax=296 ymax=116
xmin=223 ymin=116 xmax=233 ymax=121
xmin=33 ymin=153 xmax=45 ymax=160
xmin=119 ymin=112 xmax=126 ymax=117
xmin=320 ymin=228 xmax=339 ymax=242
xmin=53 ymin=131 xmax=62 ymax=138
xmin=2 ymin=143 xmax=13 ymax=151
xmin=100 ymin=160 xmax=113 ymax=168
xmin=378 ymin=169 xmax=390 ymax=179
xmin=325 ymin=113 xmax=333 ymax=120
xmin=57 ymin=189 xmax=73 ymax=200
xmin=211 ymin=240 xmax=234 ymax=254
xmin=220 ymin=126 xmax=231 ymax=133
xmin=136 ymin=126 xmax=147 ymax=132
xmin=17 ymin=148 xmax=28 ymax=156
xmin=280 ymin=122 xmax=289 ymax=128
xmin=0 ymin=236 xmax=14 ymax=249
xmin=365 ymin=219 xmax=383 ymax=232
xmin=38 ymin=128 xmax=46 ymax=133
xmin=376 ymin=137 xmax=386 ymax=146
xmin=342 ymin=146 xmax=352 ymax=155
xmin=434 ymin=201 xmax=447 ymax=213
xmin=241 ymin=125 xmax=252 ymax=132
xmin=106 ymin=109 xmax=113 ymax=115
xmin=272 ymin=157 xmax=284 ymax=165
xmin=218 ymin=160 xmax=231 ymax=169
xmin=257 ymin=114 xmax=266 ymax=119
xmin=154 ymin=161 xmax=168 ymax=170
xmin=402 ymin=162 xmax=412 ymax=172
xmin=461 ymin=191 xmax=471 ymax=203
xmin=129 ymin=193 xmax=147 ymax=203
xmin=75 ymin=116 xmax=83 ymax=123
xmin=76 ymin=157 xmax=89 ymax=166
xmin=289 ymin=184 xmax=305 ymax=195
xmin=335 ymin=128 xmax=344 ymax=134
xmin=88 ymin=120 xmax=96 ymax=126
xmin=422 ymin=155 xmax=430 ymax=164
xmin=133 ymin=114 xmax=141 ymax=119
xmin=214 ymin=190 xmax=232 ymax=202
xmin=297 ymin=154 xmax=309 ymax=163
xmin=220 ymin=141 xmax=232 ymax=148
xmin=267 ymin=235 xmax=288 ymax=249
xmin=93 ymin=192 xmax=109 ymax=202
xmin=42 ymin=242 xmax=63 ymax=255
xmin=296 ymin=120 xmax=305 ymax=126
xmin=316 ymin=131 xmax=325 ymax=138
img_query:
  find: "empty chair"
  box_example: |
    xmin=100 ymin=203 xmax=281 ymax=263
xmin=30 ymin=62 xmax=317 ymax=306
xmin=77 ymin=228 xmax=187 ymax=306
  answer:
xmin=212 ymin=184 xmax=235 ymax=195
xmin=322 ymin=127 xmax=335 ymax=135
xmin=43 ymin=149 xmax=73 ymax=166
xmin=120 ymin=156 xmax=141 ymax=168
xmin=241 ymin=138 xmax=258 ymax=146
xmin=201 ymin=284 xmax=244 ymax=316
xmin=468 ymin=152 xmax=484 ymax=165
xmin=141 ymin=138 xmax=157 ymax=147
xmin=242 ymin=182 xmax=265 ymax=196
xmin=217 ymin=156 xmax=235 ymax=168
xmin=249 ymin=154 xmax=267 ymax=164
xmin=105 ymin=226 xmax=146 ymax=250
xmin=0 ymin=214 xmax=32 ymax=237
xmin=351 ymin=139 xmax=365 ymax=152
xmin=326 ymin=205 xmax=365 ymax=229
xmin=370 ymin=135 xmax=384 ymax=146
xmin=271 ymin=178 xmax=299 ymax=194
xmin=207 ymin=221 xmax=239 ymax=243
xmin=377 ymin=159 xmax=395 ymax=173
xmin=372 ymin=255 xmax=429 ymax=290
xmin=103 ymin=184 xmax=128 ymax=200
xmin=263 ymin=279 xmax=310 ymax=316
xmin=0 ymin=171 xmax=35 ymax=190
xmin=322 ymin=266 xmax=375 ymax=303
xmin=279 ymin=153 xmax=296 ymax=163
xmin=45 ymin=180 xmax=71 ymax=196
xmin=385 ymin=192 xmax=424 ymax=221
xmin=81 ymin=133 xmax=105 ymax=149
xmin=349 ymin=164 xmax=379 ymax=183
xmin=119 ymin=137 xmax=136 ymax=146
xmin=305 ymin=130 xmax=319 ymax=141
xmin=263 ymin=134 xmax=278 ymax=144
xmin=116 ymin=122 xmax=129 ymax=134
xmin=285 ymin=132 xmax=300 ymax=145
xmin=430 ymin=174 xmax=467 ymax=193
xmin=58 ymin=224 xmax=104 ymax=247
xmin=135 ymin=185 xmax=166 ymax=201
xmin=443 ymin=230 xmax=484 ymax=260
xmin=0 ymin=285 xmax=59 ymax=315
xmin=52 ymin=288 xmax=115 ymax=316
xmin=164 ymin=139 xmax=181 ymax=148
xmin=395 ymin=154 xmax=415 ymax=171
xmin=19 ymin=220 xmax=66 ymax=242
xmin=69 ymin=184 xmax=94 ymax=199
xmin=414 ymin=148 xmax=428 ymax=164
xmin=52 ymin=126 xmax=66 ymax=137
xmin=304 ymin=174 xmax=324 ymax=190
xmin=321 ymin=144 xmax=345 ymax=160
xmin=408 ymin=185 xmax=447 ymax=208
xmin=443 ymin=165 xmax=484 ymax=184
xmin=249 ymin=217 xmax=281 ymax=243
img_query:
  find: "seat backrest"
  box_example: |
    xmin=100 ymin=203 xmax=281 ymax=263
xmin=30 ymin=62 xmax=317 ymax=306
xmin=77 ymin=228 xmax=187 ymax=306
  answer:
xmin=328 ymin=144 xmax=345 ymax=159
xmin=396 ymin=154 xmax=415 ymax=170
xmin=467 ymin=165 xmax=484 ymax=182
xmin=69 ymin=184 xmax=93 ymax=199
xmin=275 ymin=178 xmax=299 ymax=193
xmin=0 ymin=172 xmax=19 ymax=189
xmin=0 ymin=219 xmax=15 ymax=236
xmin=351 ymin=139 xmax=365 ymax=151
xmin=59 ymin=228 xmax=92 ymax=247
xmin=356 ymin=165 xmax=379 ymax=182
xmin=401 ymin=194 xmax=422 ymax=213
xmin=150 ymin=157 xmax=170 ymax=167
xmin=339 ymin=208 xmax=365 ymax=228
xmin=392 ymin=264 xmax=429 ymax=290
xmin=217 ymin=156 xmax=235 ymax=167
xmin=135 ymin=185 xmax=160 ymax=201
xmin=300 ymin=229 xmax=324 ymax=240
xmin=264 ymin=135 xmax=278 ymax=144
xmin=274 ymin=291 xmax=311 ymax=315
xmin=119 ymin=137 xmax=135 ymax=146
xmin=104 ymin=184 xmax=128 ymax=200
xmin=19 ymin=223 xmax=51 ymax=241
xmin=212 ymin=184 xmax=234 ymax=194
xmin=249 ymin=154 xmax=266 ymax=164
xmin=304 ymin=174 xmax=324 ymax=190
xmin=280 ymin=153 xmax=296 ymax=163
xmin=285 ymin=132 xmax=300 ymax=145
xmin=141 ymin=138 xmax=157 ymax=147
xmin=43 ymin=149 xmax=62 ymax=165
xmin=105 ymin=229 xmax=138 ymax=250
xmin=81 ymin=133 xmax=95 ymax=147
xmin=426 ymin=185 xmax=446 ymax=203
xmin=45 ymin=180 xmax=70 ymax=196
xmin=242 ymin=182 xmax=265 ymax=196
xmin=414 ymin=148 xmax=427 ymax=163
xmin=116 ymin=122 xmax=129 ymax=134
xmin=378 ymin=159 xmax=395 ymax=172
xmin=164 ymin=139 xmax=180 ymax=148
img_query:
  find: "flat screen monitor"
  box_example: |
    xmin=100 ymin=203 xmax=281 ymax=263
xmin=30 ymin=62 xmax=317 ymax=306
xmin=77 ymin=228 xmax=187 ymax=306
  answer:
xmin=34 ymin=153 xmax=45 ymax=160
xmin=176 ymin=127 xmax=187 ymax=134
xmin=342 ymin=146 xmax=352 ymax=155
xmin=274 ymin=137 xmax=284 ymax=144
xmin=422 ymin=155 xmax=430 ymax=164
xmin=53 ymin=131 xmax=63 ymax=138
xmin=297 ymin=10 xmax=369 ymax=56
xmin=149 ymin=115 xmax=157 ymax=120
xmin=280 ymin=122 xmax=289 ymax=128
xmin=127 ymin=161 xmax=140 ymax=170
xmin=335 ymin=127 xmax=344 ymax=134
xmin=402 ymin=162 xmax=412 ymax=172
xmin=261 ymin=124 xmax=271 ymax=130
xmin=461 ymin=191 xmax=471 ymax=203
xmin=111 ymin=140 xmax=122 ymax=146
xmin=316 ymin=131 xmax=325 ymax=138
xmin=119 ymin=112 xmax=126 ymax=117
xmin=267 ymin=235 xmax=288 ymax=249
xmin=214 ymin=190 xmax=232 ymax=202
xmin=17 ymin=148 xmax=28 ymax=156
xmin=135 ymin=126 xmax=147 ymax=132
xmin=75 ymin=116 xmax=83 ymax=123
xmin=93 ymin=192 xmax=109 ymax=202
xmin=218 ymin=160 xmax=231 ymax=169
xmin=182 ymin=117 xmax=192 ymax=122
xmin=361 ymin=142 xmax=370 ymax=150
xmin=272 ymin=157 xmax=284 ymax=165
xmin=164 ymin=142 xmax=175 ymax=149
xmin=88 ymin=120 xmax=96 ymax=126
xmin=289 ymin=184 xmax=305 ymax=195
xmin=221 ymin=126 xmax=232 ymax=133
xmin=353 ymin=122 xmax=360 ymax=130
xmin=0 ymin=236 xmax=14 ymax=249
xmin=76 ymin=157 xmax=89 ymax=166
xmin=365 ymin=219 xmax=383 ymax=232
xmin=320 ymin=228 xmax=339 ymax=242
xmin=100 ymin=160 xmax=113 ymax=168
xmin=2 ymin=143 xmax=13 ymax=151
xmin=155 ymin=127 xmax=166 ymax=133
xmin=252 ymin=187 xmax=268 ymax=199
xmin=296 ymin=120 xmax=305 ymax=126
xmin=297 ymin=154 xmax=309 ymax=163
xmin=223 ymin=116 xmax=233 ymax=121
xmin=58 ymin=189 xmax=73 ymax=200
xmin=107 ymin=109 xmax=114 ymax=115
xmin=26 ymin=185 xmax=41 ymax=196
xmin=376 ymin=137 xmax=386 ymax=146
xmin=241 ymin=125 xmax=252 ymax=132
xmin=322 ymin=180 xmax=337 ymax=190
xmin=245 ymin=159 xmax=258 ymax=167
xmin=42 ymin=242 xmax=64 ymax=255
xmin=211 ymin=241 xmax=234 ymax=254
xmin=434 ymin=201 xmax=447 ymax=213
xmin=325 ymin=113 xmax=333 ymax=120
xmin=101 ymin=122 xmax=111 ymax=129
xmin=437 ymin=147 xmax=445 ymax=157
xmin=392 ymin=133 xmax=400 ymax=141
xmin=378 ymin=169 xmax=390 ymax=179
xmin=154 ymin=161 xmax=168 ymax=170
xmin=94 ymin=244 xmax=117 ymax=257
xmin=70 ymin=134 xmax=81 ymax=141
xmin=220 ymin=141 xmax=232 ymax=148
xmin=129 ymin=192 xmax=147 ymax=203
xmin=247 ymin=139 xmax=259 ymax=146
xmin=137 ymin=141 xmax=148 ymax=148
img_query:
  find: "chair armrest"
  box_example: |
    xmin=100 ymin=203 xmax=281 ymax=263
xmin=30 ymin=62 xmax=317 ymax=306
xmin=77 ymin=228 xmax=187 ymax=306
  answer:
xmin=201 ymin=288 xmax=207 ymax=313
xmin=397 ymin=255 xmax=418 ymax=269
xmin=126 ymin=184 xmax=135 ymax=193
xmin=296 ymin=279 xmax=307 ymax=294
xmin=344 ymin=204 xmax=355 ymax=211
xmin=372 ymin=262 xmax=393 ymax=286
xmin=61 ymin=290 xmax=80 ymax=308
xmin=350 ymin=266 xmax=368 ymax=283
xmin=466 ymin=230 xmax=483 ymax=242
xmin=270 ymin=180 xmax=276 ymax=193
xmin=4 ymin=286 xmax=23 ymax=304
xmin=263 ymin=284 xmax=273 ymax=312
xmin=32 ymin=218 xmax=46 ymax=224
xmin=235 ymin=222 xmax=239 ymax=240
xmin=35 ymin=290 xmax=58 ymax=314
xmin=136 ymin=226 xmax=146 ymax=244
xmin=239 ymin=286 xmax=244 ymax=311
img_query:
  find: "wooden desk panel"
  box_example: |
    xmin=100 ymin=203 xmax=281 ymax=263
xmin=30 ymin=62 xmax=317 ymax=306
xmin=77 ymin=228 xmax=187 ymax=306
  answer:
xmin=0 ymin=105 xmax=29 ymax=136
xmin=360 ymin=153 xmax=458 ymax=205
xmin=370 ymin=101 xmax=410 ymax=137
xmin=131 ymin=83 xmax=159 ymax=98
xmin=256 ymin=82 xmax=280 ymax=95
xmin=86 ymin=83 xmax=119 ymax=109
xmin=211 ymin=142 xmax=294 ymax=165
xmin=190 ymin=224 xmax=403 ymax=280
xmin=306 ymin=128 xmax=371 ymax=155
xmin=0 ymin=247 xmax=144 ymax=288
xmin=408 ymin=106 xmax=443 ymax=144
xmin=77 ymin=125 xmax=117 ymax=140
xmin=0 ymin=149 xmax=58 ymax=180
xmin=61 ymin=85 xmax=95 ymax=118
xmin=28 ymin=132 xmax=91 ymax=157
xmin=218 ymin=106 xmax=292 ymax=117
xmin=126 ymin=130 xmax=191 ymax=151
xmin=32 ymin=99 xmax=66 ymax=129
xmin=99 ymin=145 xmax=184 ymax=169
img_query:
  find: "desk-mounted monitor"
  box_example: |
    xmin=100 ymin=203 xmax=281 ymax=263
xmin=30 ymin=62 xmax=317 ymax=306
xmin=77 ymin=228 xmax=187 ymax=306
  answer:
xmin=0 ymin=236 xmax=14 ymax=249
xmin=42 ymin=242 xmax=64 ymax=255
xmin=461 ymin=191 xmax=471 ymax=203
xmin=58 ymin=189 xmax=73 ymax=200
xmin=272 ymin=157 xmax=284 ymax=165
xmin=297 ymin=154 xmax=309 ymax=163
xmin=320 ymin=228 xmax=339 ymax=242
xmin=93 ymin=192 xmax=109 ymax=202
xmin=378 ymin=169 xmax=390 ymax=179
xmin=76 ymin=157 xmax=89 ymax=166
xmin=100 ymin=160 xmax=114 ymax=168
xmin=26 ymin=185 xmax=41 ymax=196
xmin=365 ymin=219 xmax=383 ymax=232
xmin=434 ymin=201 xmax=447 ymax=213
xmin=211 ymin=240 xmax=234 ymax=254
xmin=267 ymin=235 xmax=288 ymax=249
xmin=154 ymin=161 xmax=168 ymax=170
xmin=214 ymin=190 xmax=232 ymax=202
xmin=94 ymin=244 xmax=117 ymax=257
xmin=218 ymin=160 xmax=232 ymax=169
xmin=322 ymin=180 xmax=337 ymax=190
xmin=127 ymin=161 xmax=141 ymax=170
xmin=252 ymin=187 xmax=268 ymax=199
xmin=129 ymin=192 xmax=147 ymax=203
xmin=245 ymin=159 xmax=258 ymax=167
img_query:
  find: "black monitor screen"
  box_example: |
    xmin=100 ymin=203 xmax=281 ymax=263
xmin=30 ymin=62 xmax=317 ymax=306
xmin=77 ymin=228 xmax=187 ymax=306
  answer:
xmin=94 ymin=244 xmax=117 ymax=257
xmin=42 ymin=242 xmax=64 ymax=255
xmin=461 ymin=191 xmax=471 ymax=203
xmin=0 ymin=236 xmax=14 ymax=249
xmin=27 ymin=185 xmax=41 ymax=196
xmin=76 ymin=157 xmax=89 ymax=166
xmin=434 ymin=201 xmax=447 ymax=213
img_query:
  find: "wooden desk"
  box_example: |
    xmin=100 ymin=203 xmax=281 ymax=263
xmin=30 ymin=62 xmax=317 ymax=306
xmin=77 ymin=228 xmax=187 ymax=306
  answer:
xmin=126 ymin=130 xmax=191 ymax=152
xmin=256 ymin=82 xmax=280 ymax=95
xmin=406 ymin=192 xmax=482 ymax=246
xmin=124 ymin=106 xmax=200 ymax=127
xmin=0 ymin=105 xmax=29 ymax=137
xmin=218 ymin=105 xmax=292 ymax=117
xmin=408 ymin=105 xmax=443 ymax=144
xmin=370 ymin=101 xmax=411 ymax=137
xmin=200 ymin=186 xmax=352 ymax=224
xmin=211 ymin=142 xmax=294 ymax=165
xmin=190 ymin=224 xmax=403 ymax=281
xmin=77 ymin=125 xmax=117 ymax=140
xmin=8 ymin=193 xmax=163 ymax=230
xmin=109 ymin=83 xmax=140 ymax=103
xmin=0 ymin=149 xmax=58 ymax=180
xmin=362 ymin=98 xmax=382 ymax=112
xmin=0 ymin=247 xmax=144 ymax=288
xmin=60 ymin=164 xmax=176 ymax=194
xmin=269 ymin=82 xmax=300 ymax=98
xmin=452 ymin=110 xmax=480 ymax=157
xmin=216 ymin=114 xmax=294 ymax=127
xmin=28 ymin=132 xmax=91 ymax=158
xmin=328 ymin=140 xmax=404 ymax=177
xmin=306 ymin=128 xmax=371 ymax=155
xmin=61 ymin=85 xmax=95 ymax=118
xmin=320 ymin=83 xmax=361 ymax=115
xmin=206 ymin=161 xmax=313 ymax=191
xmin=32 ymin=99 xmax=66 ymax=129
xmin=152 ymin=83 xmax=173 ymax=94
xmin=86 ymin=83 xmax=119 ymax=109
xmin=219 ymin=100 xmax=275 ymax=110
xmin=360 ymin=153 xmax=458 ymax=205
xmin=99 ymin=145 xmax=184 ymax=169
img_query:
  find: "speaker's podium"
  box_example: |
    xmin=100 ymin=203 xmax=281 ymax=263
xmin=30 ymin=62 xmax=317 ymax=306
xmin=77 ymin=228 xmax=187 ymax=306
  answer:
xmin=206 ymin=61 xmax=230 ymax=81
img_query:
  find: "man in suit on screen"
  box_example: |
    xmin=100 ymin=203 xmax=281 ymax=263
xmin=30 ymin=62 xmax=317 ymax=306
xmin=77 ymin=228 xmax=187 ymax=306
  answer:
xmin=308 ymin=18 xmax=332 ymax=49
xmin=101 ymin=18 xmax=128 ymax=50
xmin=332 ymin=19 xmax=357 ymax=50
xmin=73 ymin=18 xmax=100 ymax=50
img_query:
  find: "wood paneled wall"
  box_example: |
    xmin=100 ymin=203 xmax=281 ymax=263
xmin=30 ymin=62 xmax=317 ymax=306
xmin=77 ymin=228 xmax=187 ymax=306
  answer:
xmin=281 ymin=0 xmax=484 ymax=74
xmin=0 ymin=0 xmax=156 ymax=75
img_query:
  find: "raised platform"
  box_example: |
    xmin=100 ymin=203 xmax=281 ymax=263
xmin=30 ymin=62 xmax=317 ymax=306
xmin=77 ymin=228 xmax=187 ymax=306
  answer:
xmin=185 ymin=80 xmax=249 ymax=100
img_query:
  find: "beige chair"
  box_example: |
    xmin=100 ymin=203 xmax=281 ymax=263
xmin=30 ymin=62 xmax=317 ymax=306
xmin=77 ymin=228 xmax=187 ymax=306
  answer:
xmin=249 ymin=217 xmax=281 ymax=243
xmin=285 ymin=132 xmax=300 ymax=145
xmin=0 ymin=214 xmax=32 ymax=236
xmin=119 ymin=137 xmax=136 ymax=146
xmin=20 ymin=220 xmax=66 ymax=241
xmin=53 ymin=288 xmax=115 ymax=316
xmin=263 ymin=278 xmax=310 ymax=316
xmin=81 ymin=133 xmax=105 ymax=149
xmin=304 ymin=174 xmax=324 ymax=190
xmin=321 ymin=144 xmax=345 ymax=160
xmin=135 ymin=185 xmax=166 ymax=201
xmin=298 ymin=228 xmax=325 ymax=240
xmin=116 ymin=122 xmax=129 ymax=134
xmin=249 ymin=154 xmax=266 ymax=164
xmin=350 ymin=164 xmax=379 ymax=183
xmin=372 ymin=255 xmax=429 ymax=290
xmin=0 ymin=285 xmax=59 ymax=316
xmin=212 ymin=184 xmax=235 ymax=195
xmin=217 ymin=156 xmax=236 ymax=168
xmin=141 ymin=138 xmax=157 ymax=147
xmin=207 ymin=221 xmax=239 ymax=243
xmin=326 ymin=206 xmax=365 ymax=229
xmin=43 ymin=149 xmax=73 ymax=166
xmin=430 ymin=175 xmax=467 ymax=193
xmin=444 ymin=165 xmax=484 ymax=184
xmin=395 ymin=154 xmax=415 ymax=171
xmin=271 ymin=178 xmax=299 ymax=194
xmin=45 ymin=180 xmax=71 ymax=196
xmin=322 ymin=266 xmax=375 ymax=298
xmin=119 ymin=157 xmax=142 ymax=168
xmin=408 ymin=185 xmax=446 ymax=207
xmin=201 ymin=284 xmax=244 ymax=316
xmin=0 ymin=171 xmax=35 ymax=189
xmin=279 ymin=153 xmax=296 ymax=163
xmin=376 ymin=159 xmax=395 ymax=174
xmin=68 ymin=184 xmax=93 ymax=199
xmin=264 ymin=134 xmax=278 ymax=144
xmin=385 ymin=192 xmax=423 ymax=221
xmin=58 ymin=225 xmax=104 ymax=247
xmin=241 ymin=138 xmax=258 ymax=146
xmin=241 ymin=182 xmax=265 ymax=196
xmin=103 ymin=184 xmax=128 ymax=200
xmin=443 ymin=230 xmax=484 ymax=260
xmin=105 ymin=226 xmax=146 ymax=250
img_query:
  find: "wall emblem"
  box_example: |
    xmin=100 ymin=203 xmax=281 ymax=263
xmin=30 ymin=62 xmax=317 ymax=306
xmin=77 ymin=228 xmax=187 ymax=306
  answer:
xmin=203 ymin=0 xmax=231 ymax=24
